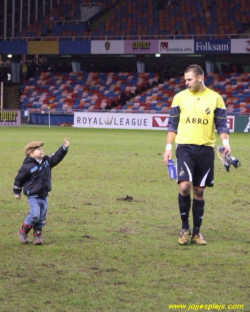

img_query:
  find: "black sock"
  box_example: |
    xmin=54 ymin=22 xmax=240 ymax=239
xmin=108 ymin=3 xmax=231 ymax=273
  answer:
xmin=192 ymin=199 xmax=205 ymax=235
xmin=178 ymin=193 xmax=191 ymax=230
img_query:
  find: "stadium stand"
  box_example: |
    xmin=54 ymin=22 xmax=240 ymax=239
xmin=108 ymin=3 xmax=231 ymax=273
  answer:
xmin=20 ymin=72 xmax=250 ymax=115
xmin=15 ymin=0 xmax=250 ymax=39
xmin=120 ymin=73 xmax=250 ymax=115
xmin=16 ymin=0 xmax=121 ymax=38
xmin=91 ymin=0 xmax=250 ymax=39
xmin=4 ymin=0 xmax=249 ymax=116
xmin=20 ymin=71 xmax=160 ymax=113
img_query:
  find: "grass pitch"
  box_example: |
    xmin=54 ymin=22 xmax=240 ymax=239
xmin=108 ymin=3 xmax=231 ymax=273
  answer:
xmin=0 ymin=126 xmax=249 ymax=312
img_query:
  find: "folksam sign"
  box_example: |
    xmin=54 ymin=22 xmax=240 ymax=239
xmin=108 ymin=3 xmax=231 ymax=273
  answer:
xmin=195 ymin=39 xmax=231 ymax=54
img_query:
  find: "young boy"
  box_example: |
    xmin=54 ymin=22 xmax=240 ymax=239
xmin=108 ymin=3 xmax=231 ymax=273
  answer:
xmin=13 ymin=138 xmax=70 ymax=245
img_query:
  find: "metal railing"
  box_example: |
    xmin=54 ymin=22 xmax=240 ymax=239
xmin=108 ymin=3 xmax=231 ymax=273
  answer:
xmin=1 ymin=33 xmax=250 ymax=42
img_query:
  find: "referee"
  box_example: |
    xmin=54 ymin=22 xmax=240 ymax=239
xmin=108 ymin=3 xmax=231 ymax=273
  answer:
xmin=164 ymin=64 xmax=231 ymax=245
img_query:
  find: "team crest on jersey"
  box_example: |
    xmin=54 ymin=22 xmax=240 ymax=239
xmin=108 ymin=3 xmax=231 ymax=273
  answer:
xmin=179 ymin=168 xmax=185 ymax=176
xmin=205 ymin=106 xmax=211 ymax=115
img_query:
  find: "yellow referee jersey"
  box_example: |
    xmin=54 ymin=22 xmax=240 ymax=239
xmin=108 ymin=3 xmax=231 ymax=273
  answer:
xmin=168 ymin=87 xmax=229 ymax=147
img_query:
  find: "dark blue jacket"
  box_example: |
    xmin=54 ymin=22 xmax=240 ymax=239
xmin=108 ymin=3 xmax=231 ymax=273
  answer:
xmin=13 ymin=145 xmax=68 ymax=198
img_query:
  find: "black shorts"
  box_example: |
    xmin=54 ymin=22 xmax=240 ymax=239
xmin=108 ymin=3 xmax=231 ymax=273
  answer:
xmin=175 ymin=144 xmax=215 ymax=187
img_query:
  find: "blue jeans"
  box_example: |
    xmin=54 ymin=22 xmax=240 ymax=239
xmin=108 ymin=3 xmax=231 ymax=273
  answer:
xmin=25 ymin=196 xmax=48 ymax=228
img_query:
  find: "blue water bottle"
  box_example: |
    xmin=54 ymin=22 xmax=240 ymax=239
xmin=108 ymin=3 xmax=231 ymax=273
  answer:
xmin=168 ymin=159 xmax=177 ymax=180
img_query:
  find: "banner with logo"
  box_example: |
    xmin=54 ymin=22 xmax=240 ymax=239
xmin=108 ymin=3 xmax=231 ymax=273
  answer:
xmin=195 ymin=39 xmax=231 ymax=54
xmin=91 ymin=40 xmax=124 ymax=54
xmin=227 ymin=116 xmax=235 ymax=132
xmin=231 ymin=39 xmax=250 ymax=54
xmin=124 ymin=40 xmax=158 ymax=54
xmin=159 ymin=40 xmax=194 ymax=54
xmin=74 ymin=112 xmax=170 ymax=130
xmin=234 ymin=115 xmax=250 ymax=132
xmin=74 ymin=112 xmax=238 ymax=132
xmin=0 ymin=111 xmax=21 ymax=126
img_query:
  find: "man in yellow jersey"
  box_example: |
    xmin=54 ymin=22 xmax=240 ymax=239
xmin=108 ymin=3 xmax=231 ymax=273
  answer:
xmin=164 ymin=64 xmax=231 ymax=245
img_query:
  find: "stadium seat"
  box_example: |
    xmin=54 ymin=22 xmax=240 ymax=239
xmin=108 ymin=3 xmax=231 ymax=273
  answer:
xmin=15 ymin=0 xmax=250 ymax=39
